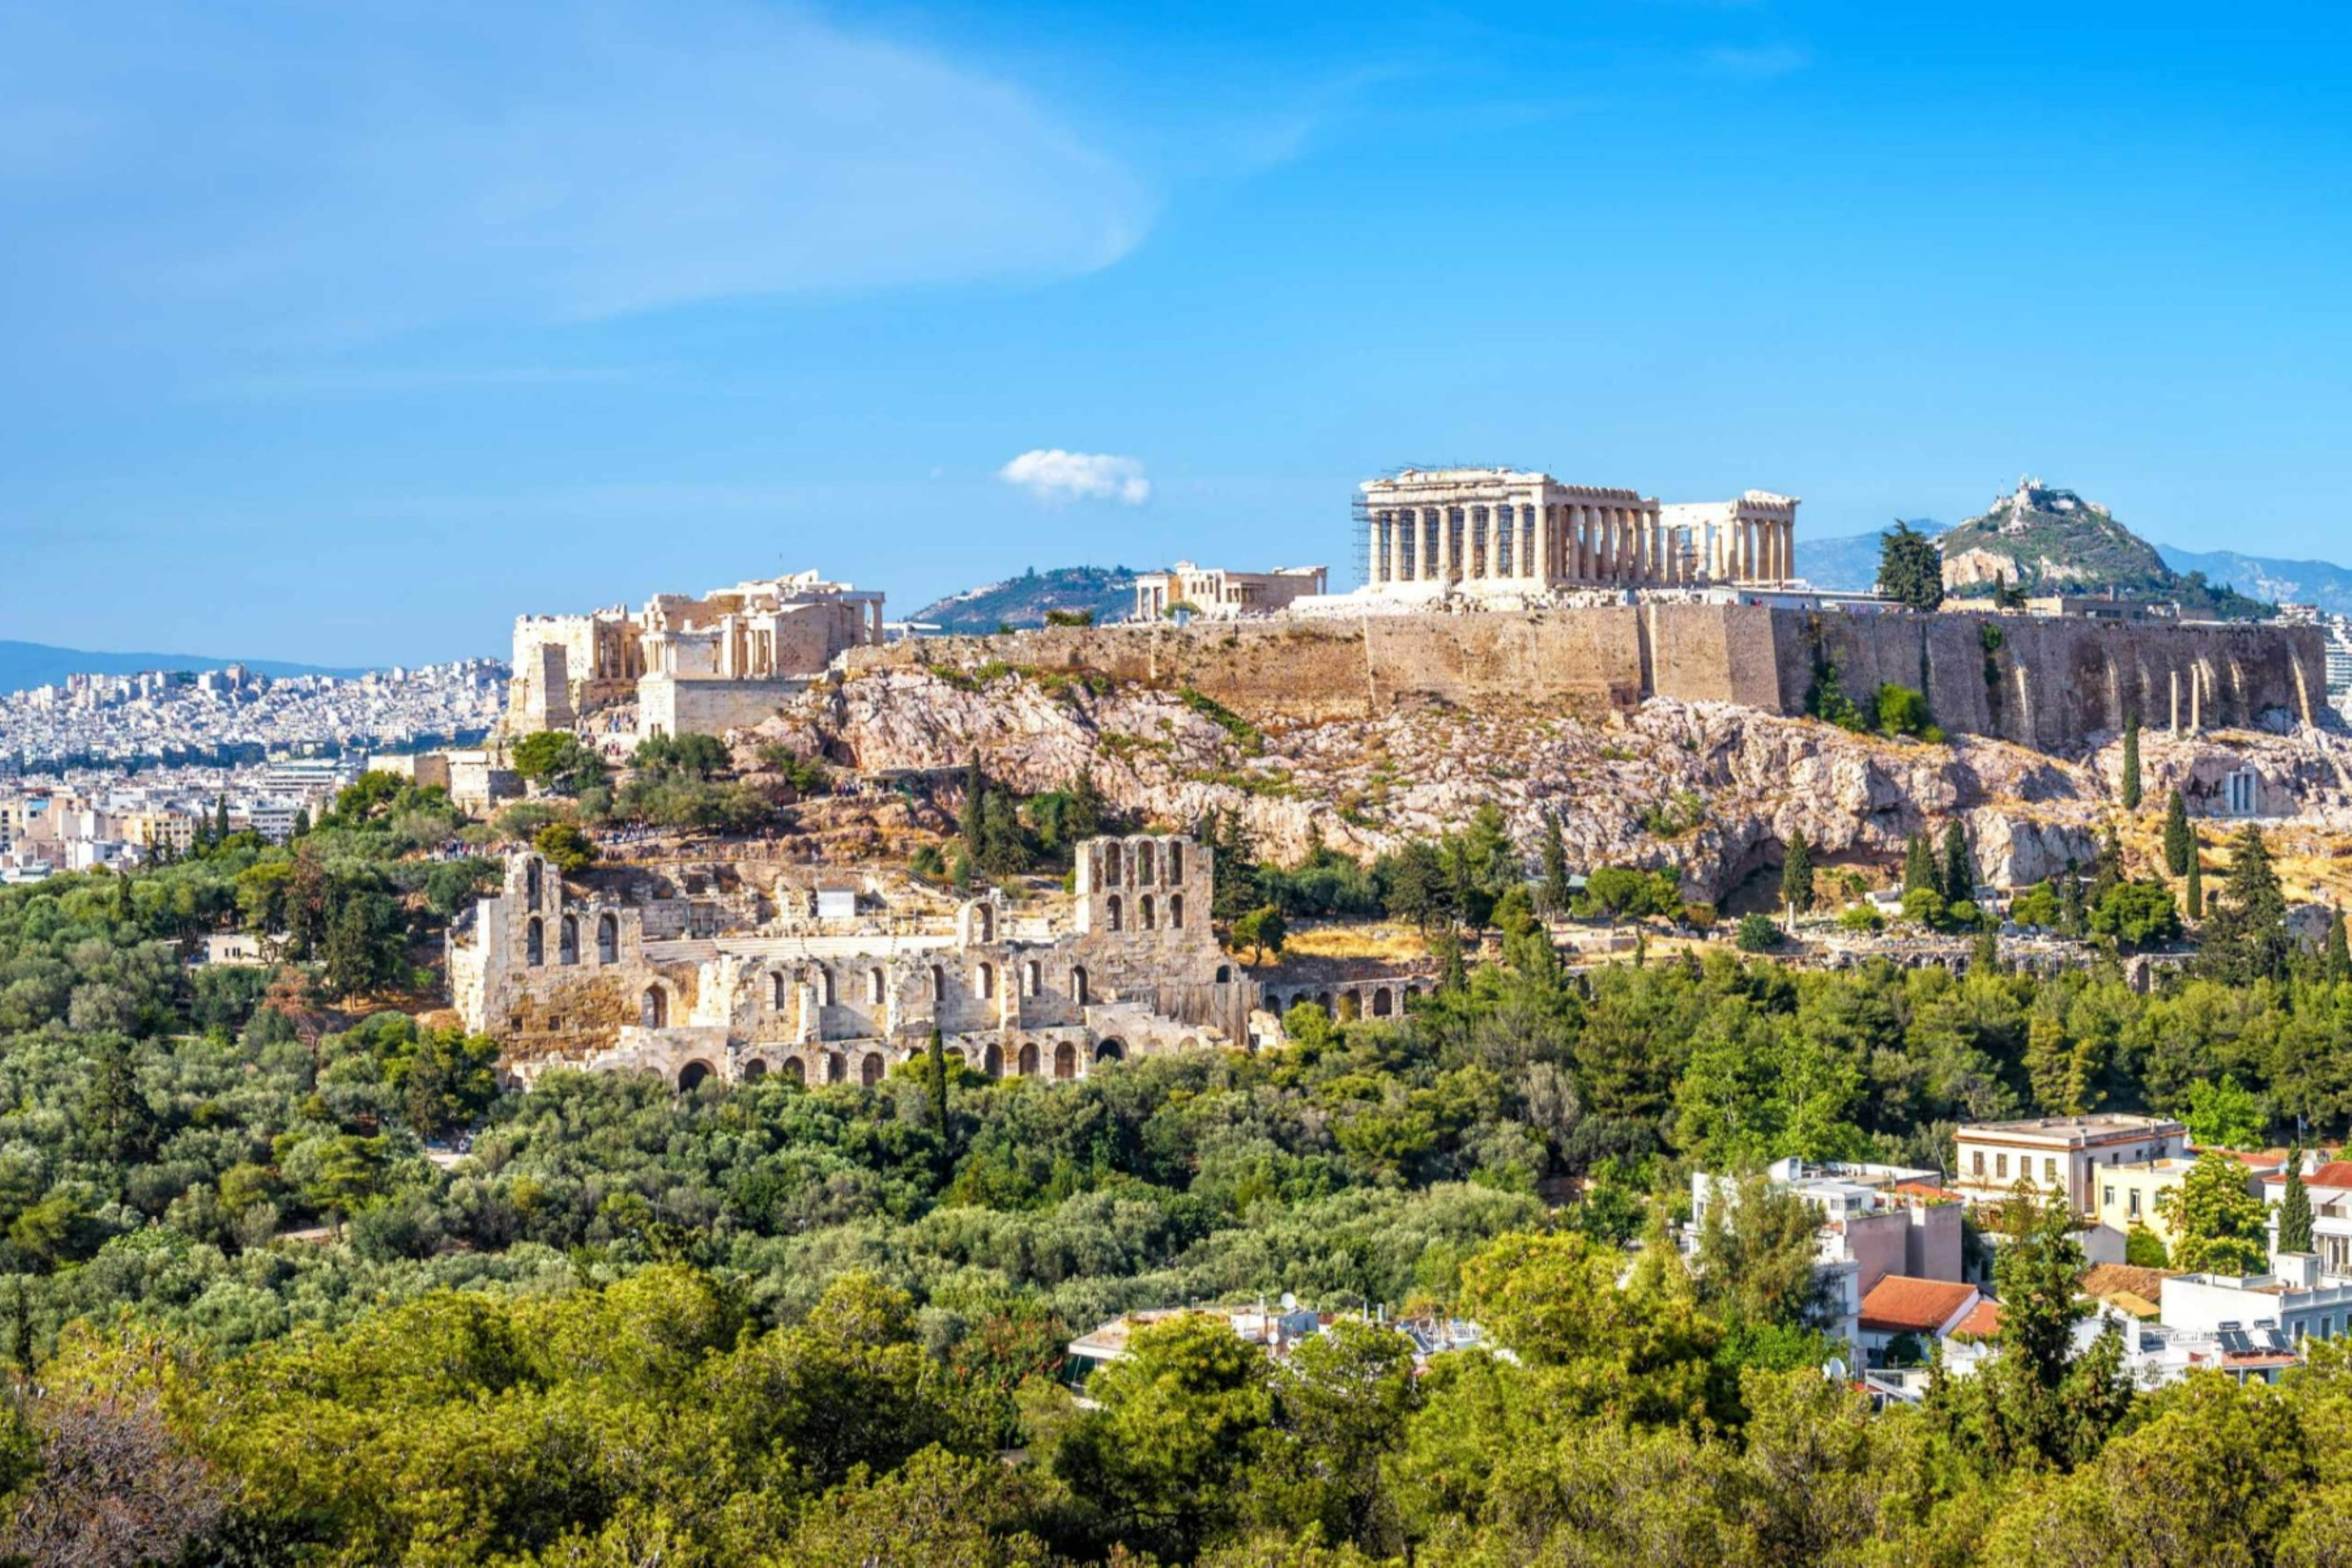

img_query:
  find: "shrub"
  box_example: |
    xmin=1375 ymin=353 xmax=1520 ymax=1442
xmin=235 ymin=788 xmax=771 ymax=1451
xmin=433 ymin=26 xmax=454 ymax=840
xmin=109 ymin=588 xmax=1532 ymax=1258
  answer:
xmin=1735 ymin=913 xmax=1784 ymax=952
xmin=530 ymin=822 xmax=597 ymax=874
xmin=1838 ymin=903 xmax=1886 ymax=934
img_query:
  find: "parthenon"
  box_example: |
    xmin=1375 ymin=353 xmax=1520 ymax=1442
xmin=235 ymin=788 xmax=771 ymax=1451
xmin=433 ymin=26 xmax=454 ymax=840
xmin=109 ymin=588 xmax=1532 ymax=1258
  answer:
xmin=1359 ymin=468 xmax=1798 ymax=595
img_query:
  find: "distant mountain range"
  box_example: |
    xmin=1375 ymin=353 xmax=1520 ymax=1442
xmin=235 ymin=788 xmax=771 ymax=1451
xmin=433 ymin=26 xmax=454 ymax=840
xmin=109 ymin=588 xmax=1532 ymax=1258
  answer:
xmin=0 ymin=640 xmax=361 ymax=698
xmin=911 ymin=565 xmax=1141 ymax=632
xmin=1797 ymin=519 xmax=1951 ymax=594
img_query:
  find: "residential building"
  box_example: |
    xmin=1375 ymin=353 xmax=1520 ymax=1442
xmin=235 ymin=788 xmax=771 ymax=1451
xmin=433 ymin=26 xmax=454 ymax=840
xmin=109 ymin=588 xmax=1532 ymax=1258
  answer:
xmin=2261 ymin=1159 xmax=2352 ymax=1275
xmin=1856 ymin=1276 xmax=1983 ymax=1367
xmin=1952 ymin=1115 xmax=2188 ymax=1215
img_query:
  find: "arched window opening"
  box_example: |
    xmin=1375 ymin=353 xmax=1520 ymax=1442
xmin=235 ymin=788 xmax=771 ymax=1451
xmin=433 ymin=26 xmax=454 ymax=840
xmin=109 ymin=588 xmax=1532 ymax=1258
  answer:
xmin=772 ymin=971 xmax=790 ymax=1011
xmin=1106 ymin=895 xmax=1123 ymax=933
xmin=820 ymin=967 xmax=837 ymax=1007
xmin=526 ymin=859 xmax=543 ymax=910
xmin=1102 ymin=843 xmax=1121 ymax=884
xmin=860 ymin=1053 xmax=884 ymax=1088
xmin=984 ymin=1043 xmax=1004 ymax=1077
xmin=975 ymin=962 xmax=995 ymax=1000
xmin=742 ymin=1059 xmax=767 ymax=1082
xmin=782 ymin=1057 xmax=805 ymax=1084
xmin=559 ymin=916 xmax=578 ymax=966
xmin=930 ymin=964 xmax=946 ymax=1003
xmin=869 ymin=968 xmax=886 ymax=1006
xmin=976 ymin=905 xmax=996 ymax=943
xmin=1372 ymin=987 xmax=1393 ymax=1017
xmin=1018 ymin=1042 xmax=1040 ymax=1076
xmin=1054 ymin=1042 xmax=1077 ymax=1080
xmin=677 ymin=1060 xmax=714 ymax=1092
xmin=826 ymin=1052 xmax=846 ymax=1084
xmin=1140 ymin=895 xmax=1156 ymax=931
xmin=1169 ymin=894 xmax=1183 ymax=929
xmin=1072 ymin=967 xmax=1090 ymax=1006
xmin=1024 ymin=960 xmax=1041 ymax=998
xmin=1215 ymin=964 xmax=1232 ymax=985
xmin=1136 ymin=842 xmax=1155 ymax=885
xmin=1096 ymin=1038 xmax=1126 ymax=1064
xmin=641 ymin=987 xmax=668 ymax=1028
xmin=524 ymin=918 xmax=544 ymax=967
xmin=1168 ymin=843 xmax=1183 ymax=882
xmin=596 ymin=913 xmax=618 ymax=963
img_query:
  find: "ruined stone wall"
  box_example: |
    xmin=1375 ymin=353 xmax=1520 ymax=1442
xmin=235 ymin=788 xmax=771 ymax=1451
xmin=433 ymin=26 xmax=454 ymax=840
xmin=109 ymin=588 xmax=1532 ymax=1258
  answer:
xmin=639 ymin=674 xmax=812 ymax=739
xmin=847 ymin=612 xmax=1649 ymax=722
xmin=845 ymin=606 xmax=2324 ymax=750
xmin=1778 ymin=611 xmax=2326 ymax=748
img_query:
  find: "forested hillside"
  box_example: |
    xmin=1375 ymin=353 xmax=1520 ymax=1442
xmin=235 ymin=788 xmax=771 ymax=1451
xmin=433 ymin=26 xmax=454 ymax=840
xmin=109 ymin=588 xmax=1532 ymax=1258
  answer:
xmin=0 ymin=767 xmax=2347 ymax=1561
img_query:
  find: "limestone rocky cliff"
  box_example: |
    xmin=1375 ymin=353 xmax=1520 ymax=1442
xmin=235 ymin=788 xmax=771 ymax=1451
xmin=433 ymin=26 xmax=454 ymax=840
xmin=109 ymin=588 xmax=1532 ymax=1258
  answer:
xmin=747 ymin=668 xmax=2352 ymax=900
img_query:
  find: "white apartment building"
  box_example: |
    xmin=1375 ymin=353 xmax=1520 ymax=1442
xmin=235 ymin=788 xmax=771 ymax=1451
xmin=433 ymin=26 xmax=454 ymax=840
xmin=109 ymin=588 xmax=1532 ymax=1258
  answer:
xmin=1952 ymin=1114 xmax=2189 ymax=1215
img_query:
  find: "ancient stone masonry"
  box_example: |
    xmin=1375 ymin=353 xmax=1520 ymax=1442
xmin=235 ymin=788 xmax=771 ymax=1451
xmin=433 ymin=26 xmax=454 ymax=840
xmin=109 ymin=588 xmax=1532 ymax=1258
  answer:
xmin=449 ymin=833 xmax=1255 ymax=1089
xmin=845 ymin=605 xmax=2326 ymax=747
xmin=1356 ymin=467 xmax=1798 ymax=600
xmin=506 ymin=570 xmax=885 ymax=742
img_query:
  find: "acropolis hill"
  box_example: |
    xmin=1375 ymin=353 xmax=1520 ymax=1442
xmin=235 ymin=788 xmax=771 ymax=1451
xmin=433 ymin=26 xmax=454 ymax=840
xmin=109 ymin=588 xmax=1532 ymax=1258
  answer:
xmin=482 ymin=466 xmax=2351 ymax=925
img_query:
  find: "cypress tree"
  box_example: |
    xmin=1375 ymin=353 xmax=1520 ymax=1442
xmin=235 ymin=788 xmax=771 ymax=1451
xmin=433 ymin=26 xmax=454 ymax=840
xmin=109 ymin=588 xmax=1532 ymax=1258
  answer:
xmin=2185 ymin=846 xmax=2204 ymax=921
xmin=2281 ymin=1151 xmax=2316 ymax=1255
xmin=213 ymin=794 xmax=231 ymax=842
xmin=2059 ymin=862 xmax=2087 ymax=938
xmin=960 ymin=752 xmax=987 ymax=858
xmin=2328 ymin=907 xmax=2351 ymax=984
xmin=1903 ymin=831 xmax=1938 ymax=896
xmin=290 ymin=805 xmax=311 ymax=840
xmin=2163 ymin=789 xmax=2193 ymax=877
xmin=2090 ymin=826 xmax=2126 ymax=903
xmin=1942 ymin=821 xmax=1977 ymax=905
xmin=927 ymin=1027 xmax=952 ymax=1180
xmin=1781 ymin=829 xmax=1817 ymax=915
xmin=1540 ymin=815 xmax=1571 ymax=916
xmin=2120 ymin=712 xmax=2143 ymax=811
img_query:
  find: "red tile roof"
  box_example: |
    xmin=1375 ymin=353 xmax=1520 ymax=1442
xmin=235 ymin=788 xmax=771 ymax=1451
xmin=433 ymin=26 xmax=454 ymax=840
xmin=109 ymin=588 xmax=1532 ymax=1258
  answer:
xmin=1859 ymin=1276 xmax=1981 ymax=1335
xmin=1951 ymin=1298 xmax=2002 ymax=1340
xmin=2306 ymin=1161 xmax=2352 ymax=1190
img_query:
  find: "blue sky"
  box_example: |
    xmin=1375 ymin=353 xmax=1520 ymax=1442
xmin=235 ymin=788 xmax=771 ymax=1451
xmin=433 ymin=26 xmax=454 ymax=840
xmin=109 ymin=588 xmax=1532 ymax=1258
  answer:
xmin=4 ymin=1 xmax=2351 ymax=666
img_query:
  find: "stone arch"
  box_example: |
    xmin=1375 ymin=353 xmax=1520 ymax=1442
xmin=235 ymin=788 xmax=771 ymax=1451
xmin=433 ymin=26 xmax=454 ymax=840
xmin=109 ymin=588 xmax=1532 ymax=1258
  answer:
xmin=1404 ymin=985 xmax=1422 ymax=1003
xmin=1106 ymin=895 xmax=1123 ymax=932
xmin=1372 ymin=986 xmax=1393 ymax=1017
xmin=780 ymin=1056 xmax=805 ymax=1085
xmin=1071 ymin=967 xmax=1090 ymax=1006
xmin=1140 ymin=895 xmax=1156 ymax=931
xmin=944 ymin=1046 xmax=966 ymax=1066
xmin=641 ymin=986 xmax=668 ymax=1028
xmin=860 ymin=1052 xmax=884 ymax=1088
xmin=559 ymin=915 xmax=578 ymax=966
xmin=868 ymin=967 xmax=886 ymax=1006
xmin=1096 ymin=1038 xmax=1126 ymax=1064
xmin=984 ymin=1042 xmax=1003 ymax=1077
xmin=931 ymin=964 xmax=946 ymax=1003
xmin=826 ymin=1051 xmax=846 ymax=1084
xmin=1018 ymin=1042 xmax=1039 ymax=1076
xmin=1316 ymin=991 xmax=1333 ymax=1015
xmin=1102 ymin=842 xmax=1122 ymax=883
xmin=975 ymin=962 xmax=995 ymax=1000
xmin=1169 ymin=893 xmax=1183 ymax=929
xmin=1340 ymin=991 xmax=1362 ymax=1022
xmin=976 ymin=903 xmax=997 ymax=943
xmin=1179 ymin=1036 xmax=1199 ymax=1052
xmin=525 ymin=916 xmax=544 ymax=967
xmin=1168 ymin=842 xmax=1183 ymax=882
xmin=741 ymin=1058 xmax=767 ymax=1082
xmin=1215 ymin=963 xmax=1231 ymax=985
xmin=677 ymin=1060 xmax=716 ymax=1092
xmin=1136 ymin=842 xmax=1156 ymax=884
xmin=772 ymin=971 xmax=790 ymax=1011
xmin=596 ymin=912 xmax=618 ymax=964
xmin=1024 ymin=959 xmax=1041 ymax=998
xmin=1054 ymin=1041 xmax=1077 ymax=1080
xmin=526 ymin=859 xmax=543 ymax=909
xmin=818 ymin=967 xmax=837 ymax=1007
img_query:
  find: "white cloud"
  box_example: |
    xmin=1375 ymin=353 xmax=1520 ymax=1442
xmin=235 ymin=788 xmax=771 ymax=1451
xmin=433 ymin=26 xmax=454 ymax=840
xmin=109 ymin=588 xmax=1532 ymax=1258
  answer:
xmin=0 ymin=2 xmax=1153 ymax=349
xmin=998 ymin=450 xmax=1151 ymax=507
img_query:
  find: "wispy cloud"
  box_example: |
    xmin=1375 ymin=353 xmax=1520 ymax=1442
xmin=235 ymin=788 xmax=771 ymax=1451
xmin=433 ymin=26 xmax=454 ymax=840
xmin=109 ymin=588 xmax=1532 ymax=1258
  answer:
xmin=0 ymin=2 xmax=1154 ymax=352
xmin=1700 ymin=43 xmax=1812 ymax=79
xmin=998 ymin=450 xmax=1151 ymax=506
